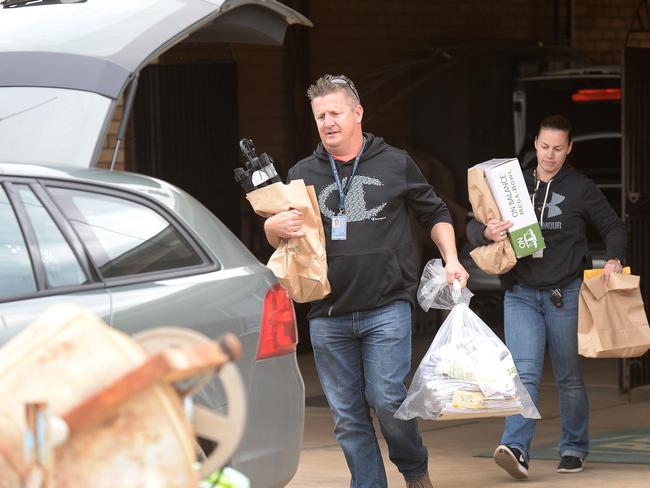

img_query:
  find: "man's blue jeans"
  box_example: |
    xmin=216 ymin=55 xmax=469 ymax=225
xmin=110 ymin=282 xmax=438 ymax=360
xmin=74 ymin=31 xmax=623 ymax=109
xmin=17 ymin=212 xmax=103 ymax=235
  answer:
xmin=501 ymin=279 xmax=589 ymax=461
xmin=310 ymin=300 xmax=428 ymax=488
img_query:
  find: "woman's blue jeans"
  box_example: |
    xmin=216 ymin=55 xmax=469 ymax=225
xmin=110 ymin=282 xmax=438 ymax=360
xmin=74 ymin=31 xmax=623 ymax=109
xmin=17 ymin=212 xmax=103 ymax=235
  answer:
xmin=310 ymin=300 xmax=428 ymax=488
xmin=501 ymin=279 xmax=589 ymax=461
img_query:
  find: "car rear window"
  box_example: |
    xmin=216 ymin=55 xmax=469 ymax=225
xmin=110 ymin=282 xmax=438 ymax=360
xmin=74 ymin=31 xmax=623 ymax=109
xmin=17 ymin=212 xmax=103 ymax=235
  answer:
xmin=49 ymin=188 xmax=204 ymax=279
xmin=0 ymin=87 xmax=111 ymax=168
xmin=15 ymin=185 xmax=87 ymax=289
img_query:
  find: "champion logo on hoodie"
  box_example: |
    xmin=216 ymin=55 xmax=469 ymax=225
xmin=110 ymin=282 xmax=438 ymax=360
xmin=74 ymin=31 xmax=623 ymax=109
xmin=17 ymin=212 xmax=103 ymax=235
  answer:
xmin=318 ymin=175 xmax=388 ymax=222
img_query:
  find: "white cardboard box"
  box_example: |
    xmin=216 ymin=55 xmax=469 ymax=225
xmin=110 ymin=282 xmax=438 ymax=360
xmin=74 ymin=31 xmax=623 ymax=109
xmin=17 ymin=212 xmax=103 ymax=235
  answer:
xmin=472 ymin=158 xmax=545 ymax=258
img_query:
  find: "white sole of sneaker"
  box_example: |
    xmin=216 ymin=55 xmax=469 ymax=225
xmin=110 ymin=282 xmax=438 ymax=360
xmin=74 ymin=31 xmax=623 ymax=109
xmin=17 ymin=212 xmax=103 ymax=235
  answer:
xmin=494 ymin=446 xmax=529 ymax=480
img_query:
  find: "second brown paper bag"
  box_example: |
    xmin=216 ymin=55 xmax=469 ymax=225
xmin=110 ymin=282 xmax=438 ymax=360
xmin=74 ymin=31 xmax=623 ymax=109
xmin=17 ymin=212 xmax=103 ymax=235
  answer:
xmin=578 ymin=271 xmax=650 ymax=358
xmin=246 ymin=179 xmax=330 ymax=303
xmin=467 ymin=166 xmax=517 ymax=274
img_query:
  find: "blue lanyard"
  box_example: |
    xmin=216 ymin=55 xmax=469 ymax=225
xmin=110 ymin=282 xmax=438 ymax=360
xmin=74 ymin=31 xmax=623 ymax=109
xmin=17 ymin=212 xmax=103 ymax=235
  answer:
xmin=328 ymin=137 xmax=366 ymax=214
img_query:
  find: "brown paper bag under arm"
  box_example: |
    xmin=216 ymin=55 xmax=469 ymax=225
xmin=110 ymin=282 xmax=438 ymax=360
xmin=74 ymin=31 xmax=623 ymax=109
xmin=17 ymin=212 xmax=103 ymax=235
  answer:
xmin=578 ymin=272 xmax=650 ymax=358
xmin=246 ymin=180 xmax=330 ymax=303
xmin=467 ymin=167 xmax=517 ymax=275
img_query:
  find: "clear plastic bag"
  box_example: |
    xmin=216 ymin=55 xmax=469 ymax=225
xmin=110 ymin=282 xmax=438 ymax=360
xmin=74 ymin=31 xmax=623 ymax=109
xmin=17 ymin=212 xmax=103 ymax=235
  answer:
xmin=417 ymin=259 xmax=474 ymax=311
xmin=396 ymin=259 xmax=541 ymax=421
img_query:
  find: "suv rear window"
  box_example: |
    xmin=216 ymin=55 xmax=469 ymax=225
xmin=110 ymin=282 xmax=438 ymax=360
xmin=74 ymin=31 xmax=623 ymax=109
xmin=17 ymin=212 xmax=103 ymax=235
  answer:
xmin=517 ymin=77 xmax=620 ymax=139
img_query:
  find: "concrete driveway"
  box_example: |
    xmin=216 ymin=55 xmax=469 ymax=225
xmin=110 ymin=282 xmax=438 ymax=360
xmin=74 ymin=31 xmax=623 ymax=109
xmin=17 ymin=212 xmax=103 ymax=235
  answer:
xmin=289 ymin=336 xmax=650 ymax=487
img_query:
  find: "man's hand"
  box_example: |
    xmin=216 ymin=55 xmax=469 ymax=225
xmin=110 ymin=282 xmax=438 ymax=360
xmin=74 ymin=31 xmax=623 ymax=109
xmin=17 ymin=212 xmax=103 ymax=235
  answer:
xmin=430 ymin=222 xmax=469 ymax=288
xmin=445 ymin=258 xmax=469 ymax=289
xmin=603 ymin=259 xmax=623 ymax=284
xmin=264 ymin=210 xmax=305 ymax=248
xmin=483 ymin=218 xmax=513 ymax=243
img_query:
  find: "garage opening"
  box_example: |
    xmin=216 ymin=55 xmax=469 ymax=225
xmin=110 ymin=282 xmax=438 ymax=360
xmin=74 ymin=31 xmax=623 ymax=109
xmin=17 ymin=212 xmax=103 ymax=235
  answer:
xmin=131 ymin=62 xmax=241 ymax=237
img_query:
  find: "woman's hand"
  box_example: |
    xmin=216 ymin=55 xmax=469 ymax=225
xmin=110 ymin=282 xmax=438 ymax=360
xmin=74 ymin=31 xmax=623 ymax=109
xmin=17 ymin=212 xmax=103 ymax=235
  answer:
xmin=603 ymin=259 xmax=623 ymax=284
xmin=483 ymin=218 xmax=513 ymax=243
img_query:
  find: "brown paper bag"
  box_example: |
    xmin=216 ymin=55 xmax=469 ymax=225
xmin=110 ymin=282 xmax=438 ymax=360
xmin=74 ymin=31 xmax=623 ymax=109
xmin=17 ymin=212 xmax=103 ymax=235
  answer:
xmin=578 ymin=272 xmax=650 ymax=358
xmin=467 ymin=167 xmax=517 ymax=274
xmin=246 ymin=180 xmax=330 ymax=303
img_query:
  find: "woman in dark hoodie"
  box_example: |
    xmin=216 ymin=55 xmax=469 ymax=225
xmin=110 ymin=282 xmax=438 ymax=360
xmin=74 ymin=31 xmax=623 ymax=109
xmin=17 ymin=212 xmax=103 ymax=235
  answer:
xmin=466 ymin=114 xmax=626 ymax=480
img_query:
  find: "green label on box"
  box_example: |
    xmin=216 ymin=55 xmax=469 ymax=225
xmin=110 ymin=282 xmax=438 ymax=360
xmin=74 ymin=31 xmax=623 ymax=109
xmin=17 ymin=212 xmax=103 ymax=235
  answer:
xmin=509 ymin=224 xmax=545 ymax=258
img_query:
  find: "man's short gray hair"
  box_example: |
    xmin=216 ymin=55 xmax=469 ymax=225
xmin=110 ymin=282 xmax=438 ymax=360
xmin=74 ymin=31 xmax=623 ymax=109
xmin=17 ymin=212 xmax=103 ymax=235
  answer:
xmin=306 ymin=74 xmax=360 ymax=105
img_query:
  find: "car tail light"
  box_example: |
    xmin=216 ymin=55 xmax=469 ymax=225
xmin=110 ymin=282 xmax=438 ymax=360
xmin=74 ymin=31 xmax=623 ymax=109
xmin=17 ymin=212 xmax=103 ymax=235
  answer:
xmin=256 ymin=283 xmax=298 ymax=360
xmin=571 ymin=88 xmax=621 ymax=102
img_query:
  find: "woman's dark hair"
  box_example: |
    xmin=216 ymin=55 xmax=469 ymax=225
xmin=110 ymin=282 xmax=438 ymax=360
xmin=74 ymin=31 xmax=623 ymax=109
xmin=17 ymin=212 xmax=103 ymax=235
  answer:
xmin=538 ymin=114 xmax=572 ymax=141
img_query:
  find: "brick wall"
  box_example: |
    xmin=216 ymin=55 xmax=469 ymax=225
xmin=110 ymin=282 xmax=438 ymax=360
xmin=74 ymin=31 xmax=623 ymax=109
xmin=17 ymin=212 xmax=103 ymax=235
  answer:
xmin=99 ymin=0 xmax=645 ymax=181
xmin=572 ymin=0 xmax=640 ymax=64
xmin=96 ymin=98 xmax=124 ymax=170
xmin=234 ymin=44 xmax=295 ymax=174
xmin=303 ymin=0 xmax=555 ymax=148
xmin=90 ymin=1 xmax=647 ymax=257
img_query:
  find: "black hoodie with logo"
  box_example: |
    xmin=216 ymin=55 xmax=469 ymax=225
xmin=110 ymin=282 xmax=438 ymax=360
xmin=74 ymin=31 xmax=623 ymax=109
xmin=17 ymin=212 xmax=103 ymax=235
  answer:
xmin=287 ymin=133 xmax=452 ymax=318
xmin=467 ymin=163 xmax=626 ymax=290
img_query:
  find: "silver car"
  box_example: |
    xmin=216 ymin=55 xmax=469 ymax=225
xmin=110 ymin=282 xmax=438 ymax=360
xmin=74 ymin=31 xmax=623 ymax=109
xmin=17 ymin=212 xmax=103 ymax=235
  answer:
xmin=0 ymin=1 xmax=311 ymax=486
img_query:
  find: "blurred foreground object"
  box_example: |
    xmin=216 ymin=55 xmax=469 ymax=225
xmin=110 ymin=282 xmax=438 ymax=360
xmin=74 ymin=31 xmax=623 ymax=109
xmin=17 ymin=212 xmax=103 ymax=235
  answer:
xmin=0 ymin=305 xmax=244 ymax=488
xmin=199 ymin=467 xmax=250 ymax=488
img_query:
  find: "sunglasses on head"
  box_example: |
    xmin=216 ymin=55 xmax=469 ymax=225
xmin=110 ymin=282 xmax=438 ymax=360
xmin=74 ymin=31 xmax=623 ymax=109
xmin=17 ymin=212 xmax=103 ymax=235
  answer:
xmin=330 ymin=77 xmax=360 ymax=103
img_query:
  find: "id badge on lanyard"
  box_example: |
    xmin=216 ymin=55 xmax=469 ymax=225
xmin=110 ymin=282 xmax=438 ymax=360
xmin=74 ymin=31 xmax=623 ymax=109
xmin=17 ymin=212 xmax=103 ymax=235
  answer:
xmin=331 ymin=215 xmax=348 ymax=240
xmin=329 ymin=138 xmax=366 ymax=241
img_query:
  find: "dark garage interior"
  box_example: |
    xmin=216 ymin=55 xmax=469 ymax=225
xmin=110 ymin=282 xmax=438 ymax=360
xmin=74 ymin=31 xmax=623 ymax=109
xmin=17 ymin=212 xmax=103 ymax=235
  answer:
xmin=105 ymin=0 xmax=650 ymax=393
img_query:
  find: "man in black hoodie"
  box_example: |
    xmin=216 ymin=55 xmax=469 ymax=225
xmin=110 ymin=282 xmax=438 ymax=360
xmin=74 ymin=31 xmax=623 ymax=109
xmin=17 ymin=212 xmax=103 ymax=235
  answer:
xmin=467 ymin=115 xmax=626 ymax=480
xmin=264 ymin=74 xmax=468 ymax=488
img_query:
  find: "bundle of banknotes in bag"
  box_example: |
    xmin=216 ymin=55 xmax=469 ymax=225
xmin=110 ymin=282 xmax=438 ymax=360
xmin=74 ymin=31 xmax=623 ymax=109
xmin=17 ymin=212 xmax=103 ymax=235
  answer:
xmin=395 ymin=259 xmax=540 ymax=421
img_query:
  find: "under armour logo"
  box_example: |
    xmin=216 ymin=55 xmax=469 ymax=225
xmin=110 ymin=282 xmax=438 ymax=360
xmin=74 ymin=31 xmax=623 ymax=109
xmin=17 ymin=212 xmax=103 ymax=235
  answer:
xmin=546 ymin=192 xmax=565 ymax=218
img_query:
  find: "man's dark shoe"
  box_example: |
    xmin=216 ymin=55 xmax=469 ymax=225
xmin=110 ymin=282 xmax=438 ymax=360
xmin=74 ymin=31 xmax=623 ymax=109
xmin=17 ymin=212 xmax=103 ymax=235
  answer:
xmin=557 ymin=455 xmax=585 ymax=473
xmin=493 ymin=444 xmax=529 ymax=480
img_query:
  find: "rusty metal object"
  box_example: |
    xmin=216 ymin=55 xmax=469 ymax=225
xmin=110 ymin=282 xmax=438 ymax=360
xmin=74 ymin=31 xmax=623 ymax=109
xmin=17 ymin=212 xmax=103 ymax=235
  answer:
xmin=0 ymin=305 xmax=242 ymax=488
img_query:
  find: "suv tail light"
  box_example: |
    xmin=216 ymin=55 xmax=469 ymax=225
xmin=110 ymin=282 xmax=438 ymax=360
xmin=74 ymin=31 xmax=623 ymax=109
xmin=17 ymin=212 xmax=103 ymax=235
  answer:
xmin=572 ymin=88 xmax=621 ymax=102
xmin=256 ymin=283 xmax=298 ymax=360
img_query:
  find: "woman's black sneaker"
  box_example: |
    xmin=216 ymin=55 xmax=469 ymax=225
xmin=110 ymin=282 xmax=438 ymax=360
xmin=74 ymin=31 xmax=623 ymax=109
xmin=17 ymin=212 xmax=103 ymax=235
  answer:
xmin=493 ymin=444 xmax=529 ymax=480
xmin=557 ymin=455 xmax=585 ymax=473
